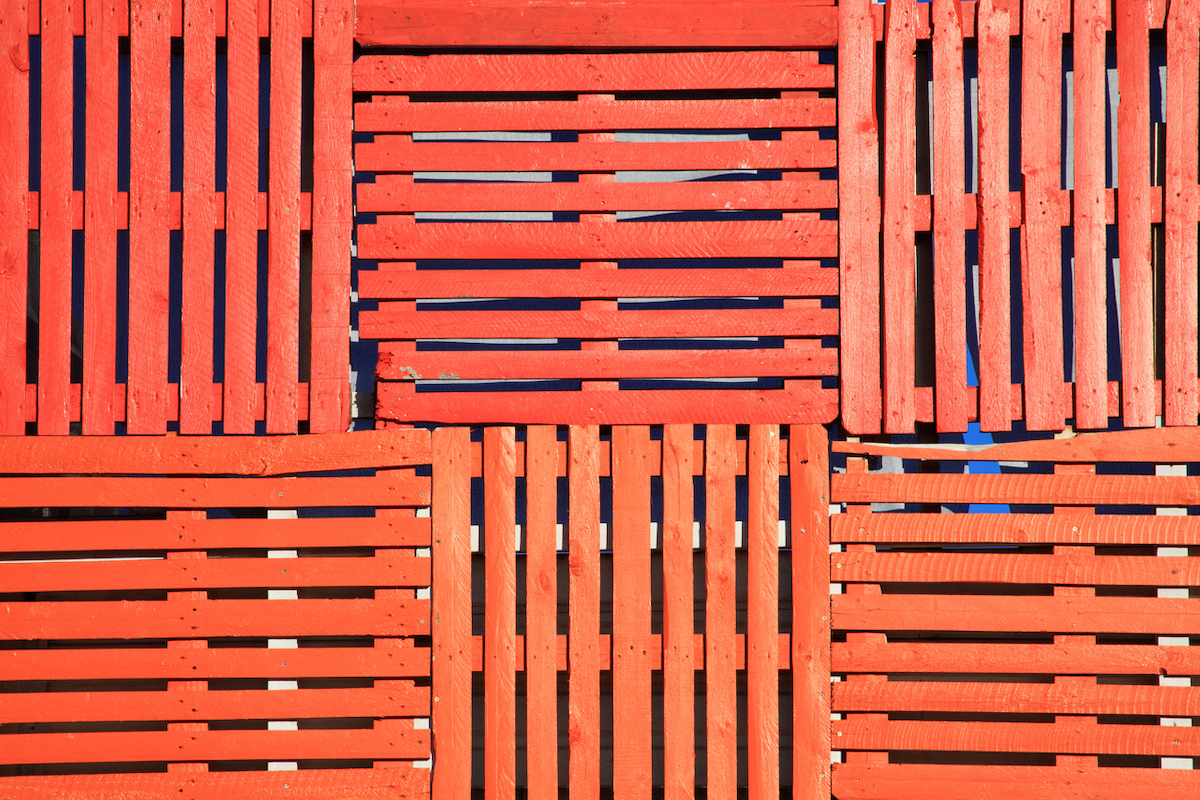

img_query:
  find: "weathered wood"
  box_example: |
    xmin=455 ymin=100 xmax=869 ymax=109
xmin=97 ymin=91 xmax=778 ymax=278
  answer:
xmin=832 ymin=510 xmax=1200 ymax=546
xmin=747 ymin=425 xmax=780 ymax=800
xmin=524 ymin=426 xmax=559 ymax=800
xmin=834 ymin=471 xmax=1200 ymax=506
xmin=705 ymin=425 xmax=738 ymax=797
xmin=835 ymin=551 xmax=1200 ymax=586
xmin=661 ymin=424 xmax=696 ymax=800
xmin=0 ymin=0 xmax=27 ymax=434
xmin=568 ymin=425 xmax=601 ymax=800
xmin=484 ymin=427 xmax=517 ymax=800
xmin=833 ymin=640 xmax=1200 ymax=675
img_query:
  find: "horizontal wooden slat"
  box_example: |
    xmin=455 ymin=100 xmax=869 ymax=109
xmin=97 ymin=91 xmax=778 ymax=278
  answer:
xmin=834 ymin=552 xmax=1200 ymax=586
xmin=1 ymin=685 xmax=430 ymax=725
xmin=355 ymin=97 xmax=834 ymax=133
xmin=27 ymin=190 xmax=311 ymax=230
xmin=834 ymin=716 xmax=1200 ymax=756
xmin=354 ymin=51 xmax=832 ymax=93
xmin=357 ymin=137 xmax=835 ymax=173
xmin=358 ymin=219 xmax=838 ymax=260
xmin=0 ymin=553 xmax=430 ymax=594
xmin=833 ymin=594 xmax=1200 ymax=635
xmin=360 ymin=265 xmax=836 ymax=299
xmin=0 ymin=722 xmax=428 ymax=765
xmin=834 ymin=641 xmax=1200 ymax=676
xmin=833 ymin=512 xmax=1200 ymax=546
xmin=378 ymin=384 xmax=838 ymax=424
xmin=1 ymin=598 xmax=429 ymax=640
xmin=0 ymin=768 xmax=428 ymax=800
xmin=833 ymin=679 xmax=1200 ymax=717
xmin=0 ymin=474 xmax=429 ymax=509
xmin=355 ymin=0 xmax=838 ymax=48
xmin=833 ymin=473 xmax=1200 ymax=506
xmin=0 ymin=430 xmax=429 ymax=475
xmin=0 ymin=517 xmax=431 ymax=553
xmin=833 ymin=763 xmax=1200 ymax=800
xmin=362 ymin=307 xmax=837 ymax=340
xmin=0 ymin=644 xmax=430 ymax=682
xmin=378 ymin=347 xmax=835 ymax=381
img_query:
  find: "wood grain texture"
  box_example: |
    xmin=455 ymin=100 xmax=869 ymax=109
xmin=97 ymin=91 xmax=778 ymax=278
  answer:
xmin=834 ymin=551 xmax=1200 ymax=586
xmin=355 ymin=0 xmax=839 ymax=48
xmin=354 ymin=51 xmax=831 ymax=93
xmin=833 ymin=471 xmax=1200 ymax=506
xmin=568 ymin=425 xmax=601 ymax=800
xmin=524 ymin=425 xmax=559 ymax=800
xmin=833 ymin=640 xmax=1200 ymax=675
xmin=484 ymin=426 xmax=517 ymax=800
xmin=747 ymin=426 xmax=780 ymax=800
xmin=432 ymin=427 xmax=473 ymax=800
xmin=0 ymin=0 xmax=27 ymax=435
xmin=704 ymin=425 xmax=738 ymax=797
xmin=838 ymin=0 xmax=882 ymax=434
xmin=661 ymin=424 xmax=695 ymax=800
xmin=833 ymin=510 xmax=1200 ymax=546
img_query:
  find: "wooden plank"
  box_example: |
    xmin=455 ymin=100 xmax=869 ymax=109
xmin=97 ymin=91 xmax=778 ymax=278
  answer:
xmin=377 ymin=384 xmax=838 ymax=425
xmin=832 ymin=593 xmax=1200 ymax=634
xmin=266 ymin=0 xmax=303 ymax=433
xmin=0 ymin=473 xmax=429 ymax=509
xmin=1019 ymin=0 xmax=1066 ymax=431
xmin=0 ymin=0 xmax=28 ymax=434
xmin=568 ymin=425 xmax=601 ymax=800
xmin=357 ymin=137 xmax=836 ymax=174
xmin=354 ymin=51 xmax=832 ymax=93
xmin=310 ymin=0 xmax=354 ymax=433
xmin=931 ymin=0 xmax=968 ymax=431
xmin=838 ymin=0 xmax=882 ymax=435
xmin=976 ymin=0 xmax=1012 ymax=431
xmin=833 ymin=510 xmax=1200 ymax=546
xmin=833 ymin=471 xmax=1200 ymax=506
xmin=747 ymin=426 xmax=780 ymax=800
xmin=362 ymin=265 xmax=836 ymax=300
xmin=37 ymin=0 xmax=73 ymax=434
xmin=355 ymin=0 xmax=839 ymax=48
xmin=833 ymin=640 xmax=1200 ymax=675
xmin=1116 ymin=0 xmax=1156 ymax=426
xmin=180 ymin=0 xmax=216 ymax=433
xmin=661 ymin=424 xmax=695 ymax=800
xmin=704 ymin=425 xmax=738 ymax=797
xmin=1 ymin=685 xmax=430 ymax=724
xmin=881 ymin=0 xmax=917 ymax=433
xmin=524 ymin=426 xmax=559 ymax=800
xmin=358 ymin=219 xmax=838 ymax=261
xmin=0 ymin=768 xmax=429 ymax=800
xmin=1 ymin=598 xmax=429 ymax=640
xmin=0 ymin=516 xmax=431 ymax=552
xmin=363 ymin=308 xmax=837 ymax=341
xmin=128 ymin=0 xmax=173 ymax=433
xmin=834 ymin=551 xmax=1200 ymax=586
xmin=82 ymin=0 xmax=119 ymax=434
xmin=1164 ymin=0 xmax=1200 ymax=425
xmin=483 ymin=427 xmax=517 ymax=800
xmin=222 ymin=0 xmax=260 ymax=434
xmin=432 ymin=427 xmax=473 ymax=800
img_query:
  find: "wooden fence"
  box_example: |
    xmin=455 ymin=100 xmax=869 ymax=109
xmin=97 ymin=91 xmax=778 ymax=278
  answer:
xmin=0 ymin=0 xmax=353 ymax=435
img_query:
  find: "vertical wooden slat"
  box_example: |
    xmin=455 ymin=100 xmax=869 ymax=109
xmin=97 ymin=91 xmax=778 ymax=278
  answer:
xmin=747 ymin=425 xmax=779 ymax=800
xmin=266 ymin=0 xmax=302 ymax=433
xmin=1020 ymin=0 xmax=1066 ymax=431
xmin=524 ymin=425 xmax=559 ymax=800
xmin=432 ymin=427 xmax=473 ymax=800
xmin=704 ymin=424 xmax=737 ymax=797
xmin=38 ymin=0 xmax=73 ymax=434
xmin=0 ymin=0 xmax=29 ymax=434
xmin=931 ymin=0 xmax=967 ymax=432
xmin=223 ymin=0 xmax=259 ymax=434
xmin=83 ymin=0 xmax=119 ymax=434
xmin=1116 ymin=0 xmax=1155 ymax=427
xmin=1163 ymin=0 xmax=1199 ymax=426
xmin=128 ymin=0 xmax=172 ymax=433
xmin=309 ymin=0 xmax=353 ymax=432
xmin=568 ymin=425 xmax=600 ymax=800
xmin=976 ymin=0 xmax=1012 ymax=432
xmin=1073 ymin=0 xmax=1110 ymax=429
xmin=180 ymin=0 xmax=216 ymax=433
xmin=791 ymin=424 xmax=830 ymax=798
xmin=661 ymin=423 xmax=695 ymax=800
xmin=484 ymin=426 xmax=517 ymax=800
xmin=611 ymin=425 xmax=652 ymax=799
xmin=882 ymin=0 xmax=916 ymax=434
xmin=838 ymin=0 xmax=882 ymax=435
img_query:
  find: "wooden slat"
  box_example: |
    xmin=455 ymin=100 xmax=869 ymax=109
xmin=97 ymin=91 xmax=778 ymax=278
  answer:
xmin=432 ymin=427 xmax=473 ymax=800
xmin=354 ymin=51 xmax=832 ymax=93
xmin=838 ymin=0 xmax=882 ymax=435
xmin=661 ymin=424 xmax=695 ymax=800
xmin=833 ymin=472 xmax=1200 ymax=506
xmin=834 ymin=551 xmax=1200 ymax=586
xmin=0 ymin=0 xmax=28 ymax=434
xmin=833 ymin=640 xmax=1200 ymax=675
xmin=568 ymin=425 xmax=601 ymax=800
xmin=524 ymin=426 xmax=558 ymax=800
xmin=747 ymin=426 xmax=780 ymax=800
xmin=128 ymin=0 xmax=173 ymax=434
xmin=358 ymin=219 xmax=838 ymax=261
xmin=355 ymin=0 xmax=839 ymax=48
xmin=483 ymin=427 xmax=517 ymax=800
xmin=1116 ymin=0 xmax=1156 ymax=426
xmin=704 ymin=425 xmax=738 ymax=797
xmin=833 ymin=511 xmax=1200 ymax=546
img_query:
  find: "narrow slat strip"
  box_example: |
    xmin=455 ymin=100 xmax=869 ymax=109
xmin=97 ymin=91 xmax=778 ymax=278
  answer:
xmin=661 ymin=424 xmax=695 ymax=800
xmin=524 ymin=426 xmax=559 ymax=800
xmin=833 ymin=472 xmax=1200 ymax=506
xmin=0 ymin=0 xmax=27 ymax=434
xmin=484 ymin=427 xmax=517 ymax=800
xmin=568 ymin=425 xmax=601 ymax=800
xmin=747 ymin=425 xmax=780 ymax=800
xmin=834 ymin=551 xmax=1200 ymax=586
xmin=705 ymin=425 xmax=738 ymax=796
xmin=833 ymin=511 xmax=1200 ymax=546
xmin=833 ymin=640 xmax=1200 ymax=675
